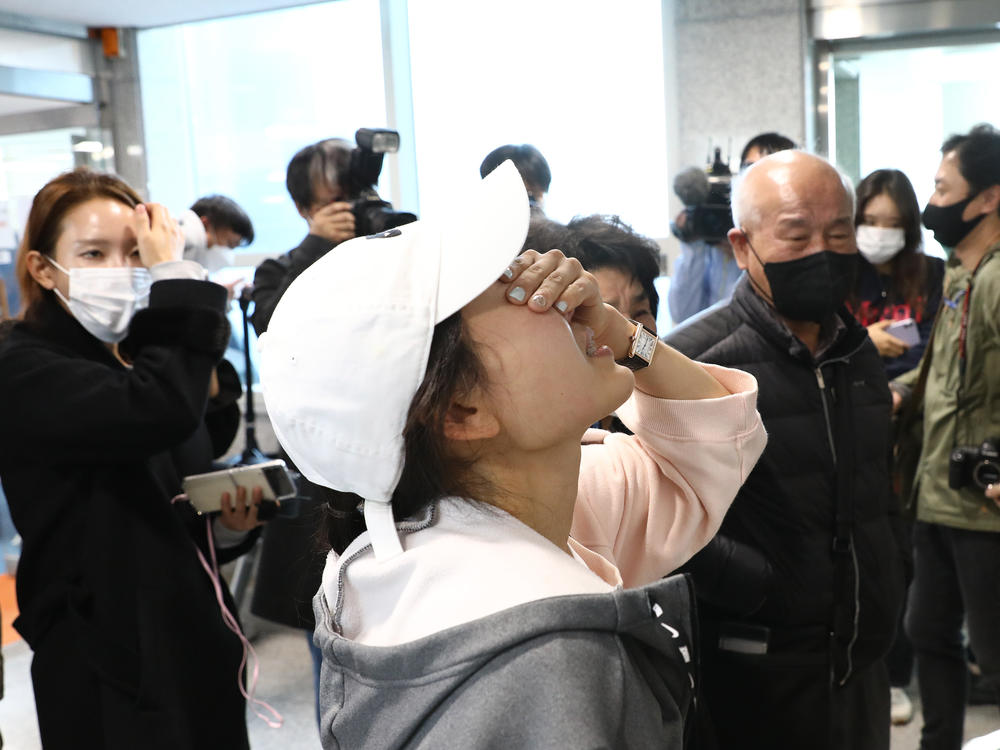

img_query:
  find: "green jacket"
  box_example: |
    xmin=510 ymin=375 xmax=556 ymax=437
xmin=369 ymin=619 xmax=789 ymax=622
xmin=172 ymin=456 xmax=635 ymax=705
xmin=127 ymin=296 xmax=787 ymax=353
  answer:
xmin=896 ymin=242 xmax=1000 ymax=531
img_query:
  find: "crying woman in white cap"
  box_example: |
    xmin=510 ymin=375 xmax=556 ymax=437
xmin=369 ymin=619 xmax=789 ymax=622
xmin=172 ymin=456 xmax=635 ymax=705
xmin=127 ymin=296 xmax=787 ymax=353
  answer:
xmin=259 ymin=161 xmax=767 ymax=747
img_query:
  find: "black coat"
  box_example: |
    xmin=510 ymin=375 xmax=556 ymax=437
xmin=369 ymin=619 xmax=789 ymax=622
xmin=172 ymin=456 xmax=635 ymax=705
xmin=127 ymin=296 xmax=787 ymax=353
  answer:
xmin=665 ymin=277 xmax=906 ymax=748
xmin=0 ymin=282 xmax=253 ymax=750
xmin=249 ymin=234 xmax=357 ymax=630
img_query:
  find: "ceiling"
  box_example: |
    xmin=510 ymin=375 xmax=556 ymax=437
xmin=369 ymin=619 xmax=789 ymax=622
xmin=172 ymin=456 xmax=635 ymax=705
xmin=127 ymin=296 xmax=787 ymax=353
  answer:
xmin=0 ymin=0 xmax=327 ymax=30
xmin=0 ymin=1 xmax=330 ymax=120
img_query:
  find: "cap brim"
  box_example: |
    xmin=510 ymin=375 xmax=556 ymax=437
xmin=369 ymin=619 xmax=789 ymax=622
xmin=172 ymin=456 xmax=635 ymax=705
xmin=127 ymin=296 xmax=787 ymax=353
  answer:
xmin=435 ymin=160 xmax=530 ymax=323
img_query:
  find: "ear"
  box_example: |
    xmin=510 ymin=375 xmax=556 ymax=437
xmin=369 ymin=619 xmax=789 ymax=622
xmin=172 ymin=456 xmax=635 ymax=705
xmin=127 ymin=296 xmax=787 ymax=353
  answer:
xmin=25 ymin=250 xmax=57 ymax=291
xmin=200 ymin=214 xmax=210 ymax=231
xmin=977 ymin=184 xmax=1000 ymax=216
xmin=728 ymin=227 xmax=751 ymax=271
xmin=443 ymin=399 xmax=500 ymax=442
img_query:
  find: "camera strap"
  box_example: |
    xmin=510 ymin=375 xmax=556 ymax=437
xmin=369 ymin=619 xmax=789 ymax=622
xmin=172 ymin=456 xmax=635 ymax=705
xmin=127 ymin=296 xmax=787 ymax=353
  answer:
xmin=954 ymin=252 xmax=994 ymax=446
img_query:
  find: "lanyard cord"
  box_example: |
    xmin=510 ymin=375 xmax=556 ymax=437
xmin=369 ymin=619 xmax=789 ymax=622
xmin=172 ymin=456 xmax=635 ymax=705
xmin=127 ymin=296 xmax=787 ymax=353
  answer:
xmin=172 ymin=494 xmax=284 ymax=729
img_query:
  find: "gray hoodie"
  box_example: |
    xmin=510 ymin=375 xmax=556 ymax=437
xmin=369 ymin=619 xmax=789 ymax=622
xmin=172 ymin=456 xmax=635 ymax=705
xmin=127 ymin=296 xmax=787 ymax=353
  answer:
xmin=313 ymin=573 xmax=696 ymax=749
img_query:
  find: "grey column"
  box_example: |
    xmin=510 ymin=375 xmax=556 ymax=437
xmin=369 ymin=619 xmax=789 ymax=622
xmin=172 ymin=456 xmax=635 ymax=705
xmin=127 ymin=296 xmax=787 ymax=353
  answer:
xmin=94 ymin=28 xmax=149 ymax=199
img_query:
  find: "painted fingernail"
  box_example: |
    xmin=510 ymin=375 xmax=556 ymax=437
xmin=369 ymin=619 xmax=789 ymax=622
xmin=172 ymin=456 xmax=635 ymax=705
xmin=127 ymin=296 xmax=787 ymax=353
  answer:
xmin=555 ymin=300 xmax=568 ymax=313
xmin=531 ymin=294 xmax=547 ymax=308
xmin=509 ymin=286 xmax=526 ymax=302
xmin=502 ymin=266 xmax=514 ymax=280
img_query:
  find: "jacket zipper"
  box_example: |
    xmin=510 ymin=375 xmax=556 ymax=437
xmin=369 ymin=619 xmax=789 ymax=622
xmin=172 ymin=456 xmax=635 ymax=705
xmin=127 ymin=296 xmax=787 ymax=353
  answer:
xmin=815 ymin=359 xmax=862 ymax=686
xmin=815 ymin=367 xmax=837 ymax=464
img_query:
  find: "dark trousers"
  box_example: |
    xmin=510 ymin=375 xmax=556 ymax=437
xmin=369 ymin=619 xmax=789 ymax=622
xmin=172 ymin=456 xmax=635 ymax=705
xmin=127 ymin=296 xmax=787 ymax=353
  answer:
xmin=905 ymin=521 xmax=1000 ymax=750
xmin=887 ymin=584 xmax=914 ymax=686
xmin=888 ymin=520 xmax=915 ymax=687
xmin=698 ymin=641 xmax=889 ymax=750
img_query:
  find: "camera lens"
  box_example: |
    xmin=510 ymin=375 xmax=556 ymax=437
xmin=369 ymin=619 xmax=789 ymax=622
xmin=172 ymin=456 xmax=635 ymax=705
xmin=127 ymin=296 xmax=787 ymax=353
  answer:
xmin=972 ymin=459 xmax=1000 ymax=489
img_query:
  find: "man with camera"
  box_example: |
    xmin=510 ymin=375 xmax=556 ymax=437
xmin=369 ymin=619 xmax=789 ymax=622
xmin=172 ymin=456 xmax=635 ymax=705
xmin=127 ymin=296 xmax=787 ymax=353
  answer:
xmin=892 ymin=124 xmax=1000 ymax=750
xmin=666 ymin=150 xmax=905 ymax=750
xmin=251 ymin=131 xmax=414 ymax=334
xmin=248 ymin=132 xmax=415 ymax=727
xmin=667 ymin=133 xmax=795 ymax=324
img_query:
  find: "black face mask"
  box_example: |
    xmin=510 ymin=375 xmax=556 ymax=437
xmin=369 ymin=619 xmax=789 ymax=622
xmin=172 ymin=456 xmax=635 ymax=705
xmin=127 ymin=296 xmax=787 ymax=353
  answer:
xmin=744 ymin=234 xmax=858 ymax=323
xmin=921 ymin=194 xmax=985 ymax=250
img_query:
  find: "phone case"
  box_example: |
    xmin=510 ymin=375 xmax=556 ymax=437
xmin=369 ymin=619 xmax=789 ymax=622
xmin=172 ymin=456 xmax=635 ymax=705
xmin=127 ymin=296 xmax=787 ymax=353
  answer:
xmin=886 ymin=318 xmax=920 ymax=348
xmin=182 ymin=460 xmax=296 ymax=515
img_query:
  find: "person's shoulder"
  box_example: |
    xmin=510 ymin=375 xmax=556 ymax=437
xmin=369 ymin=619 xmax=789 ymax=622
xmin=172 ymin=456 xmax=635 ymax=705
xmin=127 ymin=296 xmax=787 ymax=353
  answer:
xmin=970 ymin=251 xmax=1000 ymax=301
xmin=664 ymin=300 xmax=743 ymax=359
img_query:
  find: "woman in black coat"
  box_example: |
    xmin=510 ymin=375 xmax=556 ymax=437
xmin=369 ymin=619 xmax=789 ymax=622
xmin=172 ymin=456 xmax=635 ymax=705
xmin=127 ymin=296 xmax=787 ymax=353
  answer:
xmin=0 ymin=168 xmax=261 ymax=749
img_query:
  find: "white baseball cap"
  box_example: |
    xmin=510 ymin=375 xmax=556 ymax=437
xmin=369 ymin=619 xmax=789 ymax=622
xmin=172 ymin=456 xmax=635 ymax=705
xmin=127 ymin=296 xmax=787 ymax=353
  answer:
xmin=258 ymin=161 xmax=530 ymax=559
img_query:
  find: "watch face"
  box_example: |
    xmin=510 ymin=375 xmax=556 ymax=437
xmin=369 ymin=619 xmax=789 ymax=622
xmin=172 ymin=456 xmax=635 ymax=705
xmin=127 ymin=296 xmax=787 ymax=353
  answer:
xmin=634 ymin=329 xmax=657 ymax=362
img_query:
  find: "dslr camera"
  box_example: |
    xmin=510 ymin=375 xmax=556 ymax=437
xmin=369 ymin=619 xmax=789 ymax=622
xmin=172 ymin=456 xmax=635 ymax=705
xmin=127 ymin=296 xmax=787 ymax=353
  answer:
xmin=670 ymin=146 xmax=734 ymax=244
xmin=347 ymin=128 xmax=417 ymax=237
xmin=948 ymin=438 xmax=1000 ymax=490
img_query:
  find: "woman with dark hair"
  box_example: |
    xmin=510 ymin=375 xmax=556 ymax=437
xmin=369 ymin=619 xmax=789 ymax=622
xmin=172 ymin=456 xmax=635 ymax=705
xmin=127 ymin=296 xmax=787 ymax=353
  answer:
xmin=850 ymin=168 xmax=946 ymax=379
xmin=849 ymin=168 xmax=946 ymax=726
xmin=0 ymin=168 xmax=263 ymax=749
xmin=260 ymin=162 xmax=766 ymax=747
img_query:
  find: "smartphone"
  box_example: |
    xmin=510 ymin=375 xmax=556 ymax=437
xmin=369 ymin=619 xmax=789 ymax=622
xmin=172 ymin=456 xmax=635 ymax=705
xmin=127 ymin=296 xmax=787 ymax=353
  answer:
xmin=885 ymin=318 xmax=920 ymax=348
xmin=182 ymin=460 xmax=297 ymax=516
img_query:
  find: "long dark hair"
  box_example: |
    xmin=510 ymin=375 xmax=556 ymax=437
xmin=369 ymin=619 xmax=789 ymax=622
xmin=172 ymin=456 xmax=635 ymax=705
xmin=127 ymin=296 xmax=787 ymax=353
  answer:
xmin=854 ymin=169 xmax=929 ymax=315
xmin=323 ymin=311 xmax=489 ymax=552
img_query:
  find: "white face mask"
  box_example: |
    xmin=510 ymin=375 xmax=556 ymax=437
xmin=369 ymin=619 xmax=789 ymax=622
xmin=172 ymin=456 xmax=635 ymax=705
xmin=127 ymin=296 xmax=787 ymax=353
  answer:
xmin=48 ymin=258 xmax=152 ymax=343
xmin=856 ymin=225 xmax=906 ymax=265
xmin=200 ymin=245 xmax=235 ymax=274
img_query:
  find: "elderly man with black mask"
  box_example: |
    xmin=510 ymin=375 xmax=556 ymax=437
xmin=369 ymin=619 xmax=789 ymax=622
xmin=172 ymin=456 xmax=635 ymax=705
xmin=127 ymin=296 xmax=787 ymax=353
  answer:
xmin=666 ymin=150 xmax=906 ymax=750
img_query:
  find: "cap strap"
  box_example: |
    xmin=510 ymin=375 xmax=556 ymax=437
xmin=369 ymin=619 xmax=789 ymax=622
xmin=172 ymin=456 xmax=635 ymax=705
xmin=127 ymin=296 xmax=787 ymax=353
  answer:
xmin=363 ymin=500 xmax=404 ymax=560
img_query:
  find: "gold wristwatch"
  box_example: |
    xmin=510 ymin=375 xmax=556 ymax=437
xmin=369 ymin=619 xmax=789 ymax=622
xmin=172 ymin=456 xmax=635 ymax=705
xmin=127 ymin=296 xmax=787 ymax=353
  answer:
xmin=615 ymin=319 xmax=657 ymax=371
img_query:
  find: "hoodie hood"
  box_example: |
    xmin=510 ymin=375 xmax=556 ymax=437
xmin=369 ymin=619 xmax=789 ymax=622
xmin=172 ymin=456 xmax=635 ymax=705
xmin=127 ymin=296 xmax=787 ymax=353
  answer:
xmin=313 ymin=565 xmax=697 ymax=748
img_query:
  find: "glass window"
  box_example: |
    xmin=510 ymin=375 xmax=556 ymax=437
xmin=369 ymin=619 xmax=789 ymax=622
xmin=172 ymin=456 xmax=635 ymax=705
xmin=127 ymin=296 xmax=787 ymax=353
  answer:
xmin=138 ymin=1 xmax=387 ymax=384
xmin=137 ymin=0 xmax=387 ymax=259
xmin=406 ymin=0 xmax=670 ymax=239
xmin=0 ymin=126 xmax=114 ymax=317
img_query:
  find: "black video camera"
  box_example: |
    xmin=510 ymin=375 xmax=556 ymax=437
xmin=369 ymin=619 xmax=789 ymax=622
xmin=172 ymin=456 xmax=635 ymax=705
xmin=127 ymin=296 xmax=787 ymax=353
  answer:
xmin=347 ymin=128 xmax=417 ymax=237
xmin=670 ymin=147 xmax=734 ymax=244
xmin=948 ymin=438 xmax=1000 ymax=490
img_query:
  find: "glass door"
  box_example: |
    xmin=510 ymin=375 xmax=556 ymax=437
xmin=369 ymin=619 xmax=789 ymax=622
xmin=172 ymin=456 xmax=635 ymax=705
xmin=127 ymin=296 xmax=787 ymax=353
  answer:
xmin=825 ymin=37 xmax=1000 ymax=257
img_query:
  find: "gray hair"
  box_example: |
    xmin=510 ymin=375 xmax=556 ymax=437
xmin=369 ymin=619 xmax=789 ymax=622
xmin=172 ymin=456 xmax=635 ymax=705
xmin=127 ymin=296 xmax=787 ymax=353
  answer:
xmin=730 ymin=154 xmax=857 ymax=232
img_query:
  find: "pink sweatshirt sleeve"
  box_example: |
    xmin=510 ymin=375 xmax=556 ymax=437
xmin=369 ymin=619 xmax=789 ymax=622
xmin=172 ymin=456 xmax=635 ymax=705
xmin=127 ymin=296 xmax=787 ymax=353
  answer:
xmin=570 ymin=363 xmax=766 ymax=588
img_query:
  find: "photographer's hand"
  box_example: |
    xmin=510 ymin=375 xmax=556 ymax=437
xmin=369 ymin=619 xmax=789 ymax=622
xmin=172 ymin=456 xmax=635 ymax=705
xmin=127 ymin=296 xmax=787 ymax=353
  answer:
xmin=308 ymin=201 xmax=356 ymax=243
xmin=985 ymin=483 xmax=1000 ymax=510
xmin=219 ymin=485 xmax=265 ymax=531
xmin=133 ymin=203 xmax=182 ymax=267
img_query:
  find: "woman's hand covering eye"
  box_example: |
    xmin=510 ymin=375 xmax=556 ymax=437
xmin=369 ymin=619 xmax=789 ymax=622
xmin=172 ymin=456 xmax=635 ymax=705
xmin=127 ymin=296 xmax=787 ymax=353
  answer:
xmin=499 ymin=249 xmax=613 ymax=340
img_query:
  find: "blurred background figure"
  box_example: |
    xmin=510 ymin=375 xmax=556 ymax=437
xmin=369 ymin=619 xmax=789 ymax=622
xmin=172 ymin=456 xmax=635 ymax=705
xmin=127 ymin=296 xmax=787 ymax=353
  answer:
xmin=847 ymin=167 xmax=945 ymax=727
xmin=849 ymin=169 xmax=945 ymax=379
xmin=668 ymin=132 xmax=796 ymax=325
xmin=0 ymin=168 xmax=262 ymax=749
xmin=178 ymin=194 xmax=255 ymax=274
xmin=480 ymin=143 xmax=551 ymax=214
xmin=248 ymin=131 xmax=416 ymax=731
xmin=893 ymin=123 xmax=1000 ymax=750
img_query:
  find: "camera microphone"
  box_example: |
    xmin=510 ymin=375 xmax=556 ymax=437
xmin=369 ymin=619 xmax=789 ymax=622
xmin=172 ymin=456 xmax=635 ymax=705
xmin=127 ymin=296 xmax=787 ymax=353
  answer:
xmin=673 ymin=167 xmax=711 ymax=207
